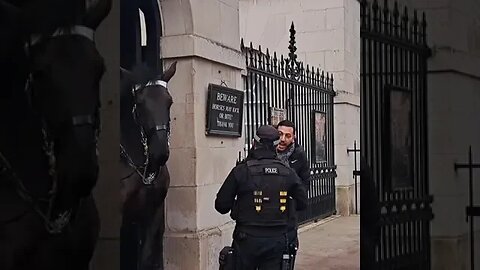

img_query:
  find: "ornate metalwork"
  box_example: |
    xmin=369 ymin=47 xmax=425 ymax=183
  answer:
xmin=241 ymin=23 xmax=337 ymax=224
xmin=285 ymin=23 xmax=301 ymax=80
xmin=360 ymin=1 xmax=432 ymax=269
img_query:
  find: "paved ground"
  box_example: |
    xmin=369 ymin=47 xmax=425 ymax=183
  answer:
xmin=295 ymin=215 xmax=360 ymax=270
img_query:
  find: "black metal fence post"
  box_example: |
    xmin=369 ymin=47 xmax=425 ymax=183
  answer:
xmin=347 ymin=140 xmax=361 ymax=215
xmin=454 ymin=146 xmax=480 ymax=270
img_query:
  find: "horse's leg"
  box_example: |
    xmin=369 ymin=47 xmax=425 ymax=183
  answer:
xmin=29 ymin=232 xmax=68 ymax=270
xmin=159 ymin=205 xmax=166 ymax=270
xmin=121 ymin=172 xmax=145 ymax=270
xmin=144 ymin=167 xmax=169 ymax=270
xmin=67 ymin=195 xmax=100 ymax=270
xmin=121 ymin=217 xmax=140 ymax=270
xmin=138 ymin=200 xmax=167 ymax=270
xmin=0 ymin=212 xmax=44 ymax=270
xmin=152 ymin=203 xmax=166 ymax=270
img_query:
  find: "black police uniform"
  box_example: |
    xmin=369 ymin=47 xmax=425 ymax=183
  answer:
xmin=215 ymin=126 xmax=307 ymax=270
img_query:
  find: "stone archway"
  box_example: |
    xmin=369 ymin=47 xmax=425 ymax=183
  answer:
xmin=120 ymin=0 xmax=164 ymax=71
xmin=158 ymin=0 xmax=245 ymax=269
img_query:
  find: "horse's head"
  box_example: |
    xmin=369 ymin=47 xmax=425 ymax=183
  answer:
xmin=27 ymin=32 xmax=106 ymax=200
xmin=121 ymin=62 xmax=176 ymax=179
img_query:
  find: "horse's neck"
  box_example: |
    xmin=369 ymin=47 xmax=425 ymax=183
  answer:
xmin=0 ymin=96 xmax=52 ymax=197
xmin=120 ymin=92 xmax=145 ymax=165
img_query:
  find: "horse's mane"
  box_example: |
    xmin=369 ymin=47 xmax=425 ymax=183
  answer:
xmin=130 ymin=63 xmax=161 ymax=87
xmin=21 ymin=0 xmax=86 ymax=37
xmin=120 ymin=63 xmax=161 ymax=128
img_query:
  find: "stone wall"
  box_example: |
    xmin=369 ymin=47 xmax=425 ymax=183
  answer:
xmin=402 ymin=0 xmax=480 ymax=268
xmin=160 ymin=0 xmax=245 ymax=269
xmin=90 ymin=0 xmax=121 ymax=269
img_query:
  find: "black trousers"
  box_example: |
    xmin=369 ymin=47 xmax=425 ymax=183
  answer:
xmin=233 ymin=230 xmax=287 ymax=270
xmin=286 ymin=229 xmax=298 ymax=248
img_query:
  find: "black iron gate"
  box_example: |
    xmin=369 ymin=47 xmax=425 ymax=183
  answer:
xmin=241 ymin=23 xmax=337 ymax=224
xmin=360 ymin=0 xmax=433 ymax=269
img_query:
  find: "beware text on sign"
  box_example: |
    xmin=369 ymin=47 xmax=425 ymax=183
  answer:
xmin=206 ymin=84 xmax=244 ymax=137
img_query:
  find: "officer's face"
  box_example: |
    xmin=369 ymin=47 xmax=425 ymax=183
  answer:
xmin=277 ymin=125 xmax=295 ymax=152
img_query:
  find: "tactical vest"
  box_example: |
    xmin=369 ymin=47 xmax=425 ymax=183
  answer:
xmin=234 ymin=159 xmax=291 ymax=227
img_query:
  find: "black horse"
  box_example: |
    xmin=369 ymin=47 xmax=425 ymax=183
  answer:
xmin=120 ymin=61 xmax=177 ymax=270
xmin=0 ymin=1 xmax=110 ymax=269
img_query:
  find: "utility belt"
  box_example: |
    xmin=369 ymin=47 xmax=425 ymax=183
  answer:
xmin=218 ymin=232 xmax=298 ymax=270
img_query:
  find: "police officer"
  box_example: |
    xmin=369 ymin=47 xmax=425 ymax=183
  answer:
xmin=215 ymin=125 xmax=307 ymax=270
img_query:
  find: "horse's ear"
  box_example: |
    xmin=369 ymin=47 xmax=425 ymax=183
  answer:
xmin=120 ymin=67 xmax=134 ymax=82
xmin=0 ymin=1 xmax=21 ymax=20
xmin=84 ymin=0 xmax=112 ymax=29
xmin=162 ymin=61 xmax=177 ymax=83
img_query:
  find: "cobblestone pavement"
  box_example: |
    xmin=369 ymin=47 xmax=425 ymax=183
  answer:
xmin=295 ymin=215 xmax=360 ymax=270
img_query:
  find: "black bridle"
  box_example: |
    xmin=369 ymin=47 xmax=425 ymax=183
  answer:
xmin=0 ymin=25 xmax=101 ymax=234
xmin=120 ymin=79 xmax=171 ymax=185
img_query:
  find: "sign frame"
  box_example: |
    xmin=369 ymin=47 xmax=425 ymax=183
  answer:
xmin=205 ymin=84 xmax=245 ymax=137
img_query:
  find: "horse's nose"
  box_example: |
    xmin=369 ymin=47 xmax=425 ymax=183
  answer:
xmin=149 ymin=131 xmax=170 ymax=165
xmin=57 ymin=126 xmax=100 ymax=197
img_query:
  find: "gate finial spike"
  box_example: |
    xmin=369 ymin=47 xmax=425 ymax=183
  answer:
xmin=288 ymin=22 xmax=297 ymax=62
xmin=421 ymin=12 xmax=427 ymax=43
xmin=372 ymin=0 xmax=379 ymax=11
xmin=266 ymin=49 xmax=271 ymax=71
xmin=393 ymin=1 xmax=400 ymax=36
xmin=360 ymin=0 xmax=367 ymax=30
xmin=403 ymin=6 xmax=409 ymax=19
xmin=272 ymin=51 xmax=278 ymax=73
xmin=321 ymin=71 xmax=325 ymax=87
xmin=413 ymin=10 xmax=419 ymax=43
xmin=413 ymin=10 xmax=419 ymax=26
xmin=316 ymin=67 xmax=320 ymax=85
xmin=280 ymin=55 xmax=285 ymax=72
xmin=402 ymin=6 xmax=409 ymax=38
xmin=383 ymin=0 xmax=389 ymax=34
xmin=372 ymin=0 xmax=379 ymax=31
xmin=393 ymin=1 xmax=399 ymax=18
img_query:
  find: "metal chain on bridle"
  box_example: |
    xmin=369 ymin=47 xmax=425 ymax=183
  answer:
xmin=0 ymin=25 xmax=100 ymax=234
xmin=120 ymin=79 xmax=171 ymax=186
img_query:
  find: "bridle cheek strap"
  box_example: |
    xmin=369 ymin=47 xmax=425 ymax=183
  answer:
xmin=71 ymin=115 xmax=96 ymax=126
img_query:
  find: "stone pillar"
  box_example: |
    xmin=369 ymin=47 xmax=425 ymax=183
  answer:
xmin=406 ymin=0 xmax=480 ymax=269
xmin=239 ymin=0 xmax=361 ymax=216
xmin=160 ymin=0 xmax=244 ymax=269
xmin=325 ymin=0 xmax=361 ymax=217
xmin=90 ymin=1 xmax=121 ymax=269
